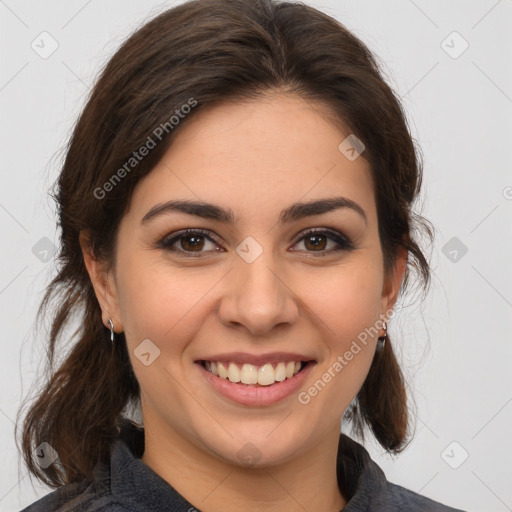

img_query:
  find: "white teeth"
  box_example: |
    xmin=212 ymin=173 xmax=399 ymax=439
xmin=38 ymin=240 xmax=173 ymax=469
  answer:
xmin=275 ymin=362 xmax=286 ymax=381
xmin=227 ymin=362 xmax=241 ymax=383
xmin=285 ymin=361 xmax=295 ymax=378
xmin=240 ymin=364 xmax=258 ymax=384
xmin=258 ymin=363 xmax=276 ymax=386
xmin=204 ymin=360 xmax=305 ymax=385
xmin=217 ymin=362 xmax=228 ymax=379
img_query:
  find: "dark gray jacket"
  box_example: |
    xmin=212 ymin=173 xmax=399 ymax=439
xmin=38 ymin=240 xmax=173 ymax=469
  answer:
xmin=21 ymin=423 xmax=466 ymax=511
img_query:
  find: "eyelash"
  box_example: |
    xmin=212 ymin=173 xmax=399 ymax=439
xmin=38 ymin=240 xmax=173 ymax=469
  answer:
xmin=155 ymin=227 xmax=355 ymax=258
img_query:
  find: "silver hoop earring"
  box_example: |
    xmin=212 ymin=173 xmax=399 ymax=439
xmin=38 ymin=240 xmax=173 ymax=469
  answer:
xmin=108 ymin=317 xmax=115 ymax=344
xmin=377 ymin=320 xmax=387 ymax=352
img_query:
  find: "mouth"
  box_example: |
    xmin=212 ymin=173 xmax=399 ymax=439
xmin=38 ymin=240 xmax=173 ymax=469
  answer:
xmin=194 ymin=354 xmax=317 ymax=406
xmin=199 ymin=359 xmax=314 ymax=386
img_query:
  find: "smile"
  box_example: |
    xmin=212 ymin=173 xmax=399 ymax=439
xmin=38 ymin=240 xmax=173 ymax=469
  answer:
xmin=202 ymin=360 xmax=305 ymax=386
xmin=195 ymin=354 xmax=316 ymax=406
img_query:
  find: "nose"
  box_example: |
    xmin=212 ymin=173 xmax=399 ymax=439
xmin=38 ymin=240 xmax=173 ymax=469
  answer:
xmin=217 ymin=250 xmax=299 ymax=337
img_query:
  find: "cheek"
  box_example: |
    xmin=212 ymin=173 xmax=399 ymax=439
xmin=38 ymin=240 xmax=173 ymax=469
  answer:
xmin=295 ymin=261 xmax=383 ymax=407
xmin=115 ymin=252 xmax=223 ymax=351
xmin=305 ymin=259 xmax=383 ymax=346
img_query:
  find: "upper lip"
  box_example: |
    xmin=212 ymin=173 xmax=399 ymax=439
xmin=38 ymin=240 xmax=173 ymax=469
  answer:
xmin=196 ymin=352 xmax=316 ymax=366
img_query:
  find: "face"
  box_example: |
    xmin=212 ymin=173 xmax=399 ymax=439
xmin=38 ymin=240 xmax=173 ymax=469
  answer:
xmin=83 ymin=92 xmax=405 ymax=467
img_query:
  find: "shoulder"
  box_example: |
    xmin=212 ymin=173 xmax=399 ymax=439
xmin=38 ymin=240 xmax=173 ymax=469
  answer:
xmin=337 ymin=434 xmax=466 ymax=512
xmin=20 ymin=484 xmax=129 ymax=512
xmin=19 ymin=459 xmax=129 ymax=512
xmin=20 ymin=421 xmax=145 ymax=512
xmin=384 ymin=481 xmax=467 ymax=511
xmin=19 ymin=481 xmax=129 ymax=512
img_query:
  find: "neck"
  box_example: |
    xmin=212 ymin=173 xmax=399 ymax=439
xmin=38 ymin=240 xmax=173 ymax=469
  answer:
xmin=141 ymin=419 xmax=346 ymax=512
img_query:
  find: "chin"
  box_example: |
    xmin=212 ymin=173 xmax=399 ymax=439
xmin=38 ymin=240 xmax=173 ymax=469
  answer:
xmin=197 ymin=421 xmax=316 ymax=468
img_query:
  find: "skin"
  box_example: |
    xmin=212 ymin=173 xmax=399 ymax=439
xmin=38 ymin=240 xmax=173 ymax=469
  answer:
xmin=81 ymin=92 xmax=407 ymax=512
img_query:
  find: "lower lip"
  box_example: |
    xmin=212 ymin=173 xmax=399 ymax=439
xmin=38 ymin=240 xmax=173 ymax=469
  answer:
xmin=196 ymin=362 xmax=315 ymax=406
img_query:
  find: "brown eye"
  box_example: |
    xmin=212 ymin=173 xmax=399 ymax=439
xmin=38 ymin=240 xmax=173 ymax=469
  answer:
xmin=291 ymin=228 xmax=354 ymax=256
xmin=180 ymin=234 xmax=206 ymax=251
xmin=158 ymin=229 xmax=223 ymax=257
xmin=303 ymin=234 xmax=328 ymax=251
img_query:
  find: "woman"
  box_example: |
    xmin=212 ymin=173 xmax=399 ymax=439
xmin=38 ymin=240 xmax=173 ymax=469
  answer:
xmin=18 ymin=0 xmax=466 ymax=510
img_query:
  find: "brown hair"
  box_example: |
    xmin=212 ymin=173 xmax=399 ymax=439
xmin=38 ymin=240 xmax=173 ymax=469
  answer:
xmin=18 ymin=0 xmax=433 ymax=490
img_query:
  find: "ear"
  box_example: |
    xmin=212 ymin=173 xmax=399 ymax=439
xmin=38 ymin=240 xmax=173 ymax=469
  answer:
xmin=79 ymin=231 xmax=123 ymax=332
xmin=380 ymin=248 xmax=408 ymax=322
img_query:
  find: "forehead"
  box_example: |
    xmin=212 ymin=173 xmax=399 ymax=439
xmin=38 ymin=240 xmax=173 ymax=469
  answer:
xmin=127 ymin=93 xmax=376 ymax=226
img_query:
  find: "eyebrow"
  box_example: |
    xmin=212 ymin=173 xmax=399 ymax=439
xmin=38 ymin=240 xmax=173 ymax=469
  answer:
xmin=141 ymin=196 xmax=367 ymax=226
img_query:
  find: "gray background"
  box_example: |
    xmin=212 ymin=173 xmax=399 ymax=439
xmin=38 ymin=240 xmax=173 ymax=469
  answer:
xmin=1 ymin=1 xmax=511 ymax=510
